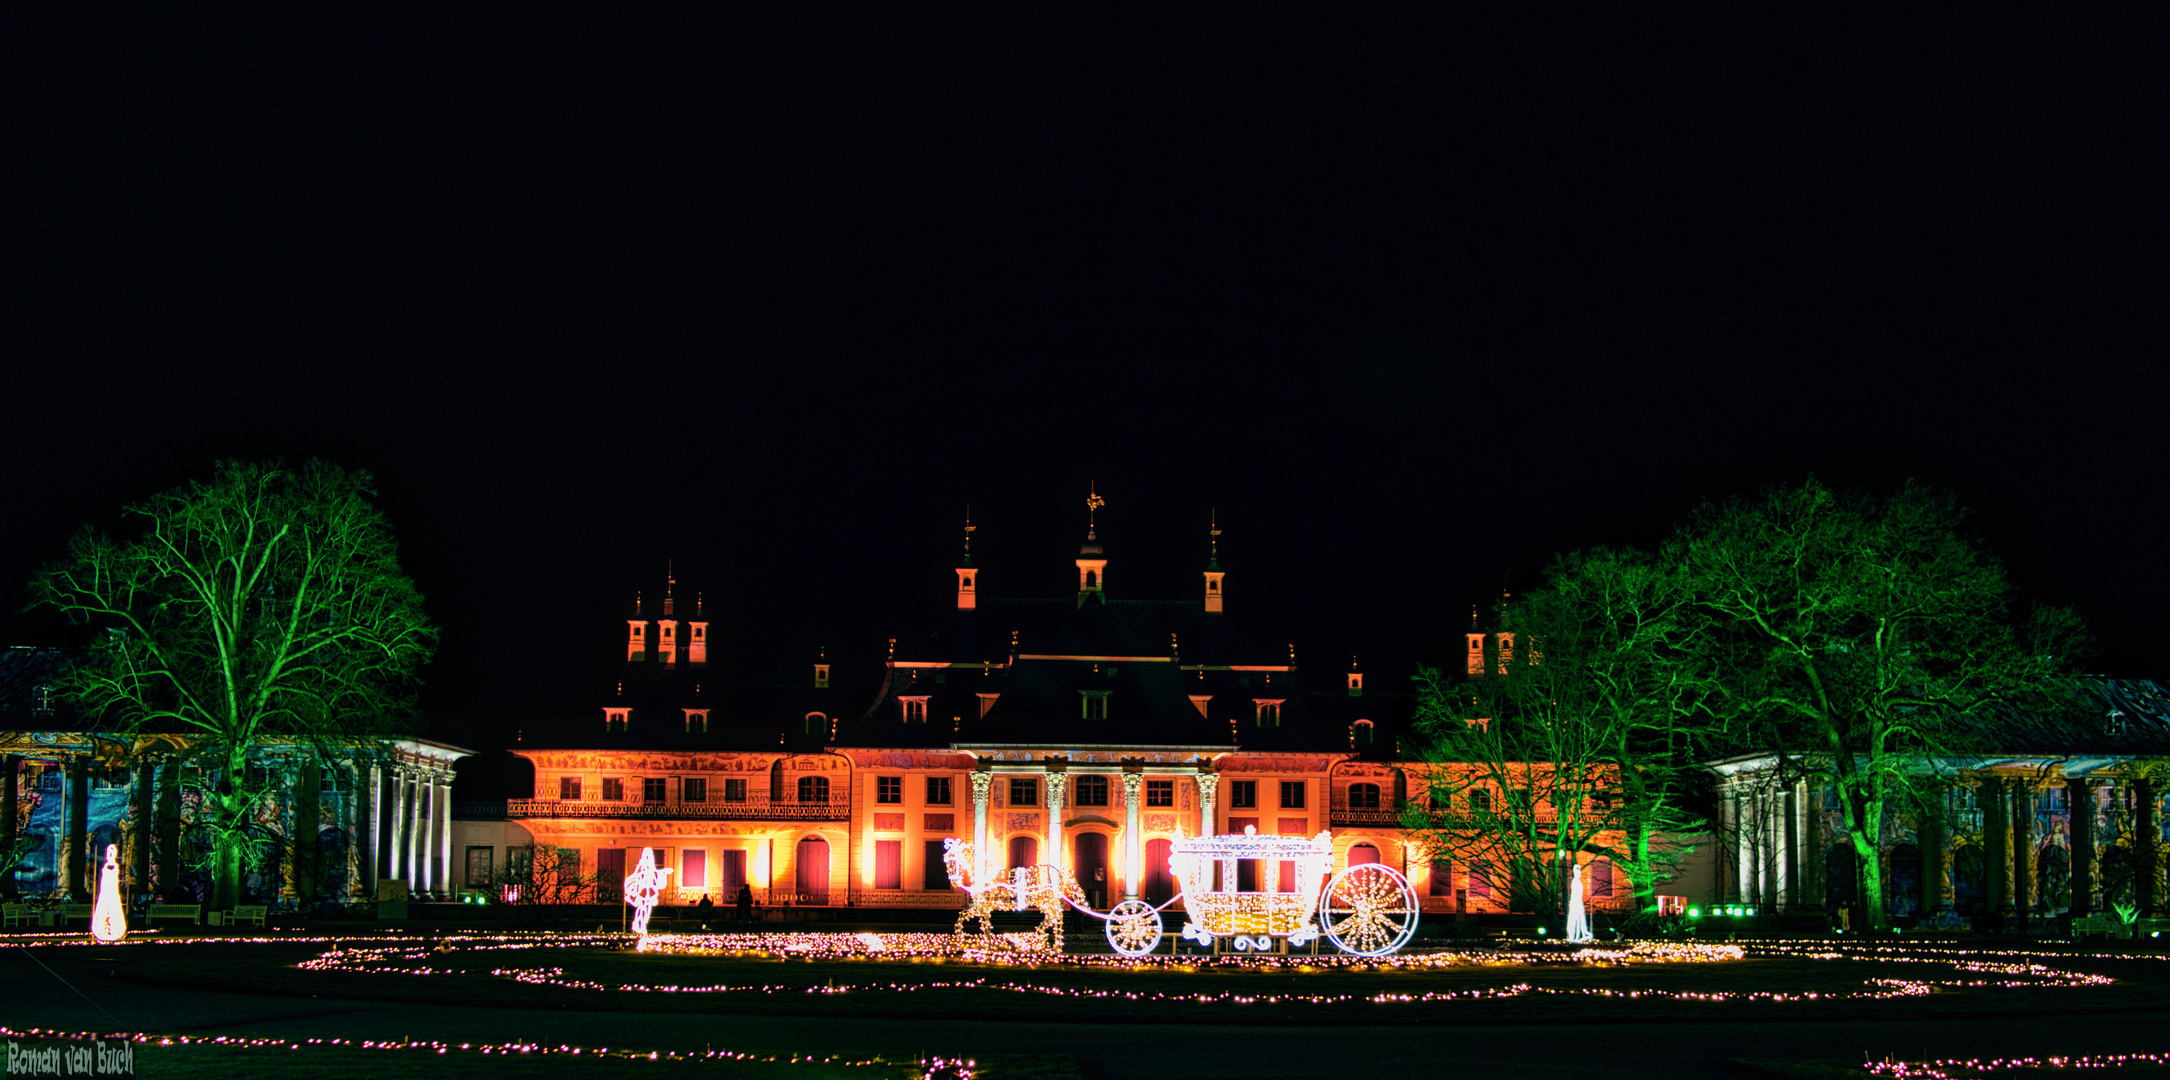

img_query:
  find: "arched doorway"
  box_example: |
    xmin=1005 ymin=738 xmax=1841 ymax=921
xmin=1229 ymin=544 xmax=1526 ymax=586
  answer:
xmin=1008 ymin=835 xmax=1038 ymax=869
xmin=1885 ymin=845 xmax=1920 ymax=919
xmin=794 ymin=837 xmax=830 ymax=905
xmin=1349 ymin=843 xmax=1380 ymax=866
xmin=318 ymin=827 xmax=350 ymax=905
xmin=1143 ymin=838 xmax=1175 ymax=904
xmin=1825 ymin=844 xmax=1859 ymax=913
xmin=1952 ymin=845 xmax=1985 ymax=916
xmin=1073 ymin=832 xmax=1110 ymax=908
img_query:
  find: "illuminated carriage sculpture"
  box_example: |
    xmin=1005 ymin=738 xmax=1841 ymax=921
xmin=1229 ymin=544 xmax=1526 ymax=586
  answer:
xmin=944 ymin=827 xmax=1419 ymax=958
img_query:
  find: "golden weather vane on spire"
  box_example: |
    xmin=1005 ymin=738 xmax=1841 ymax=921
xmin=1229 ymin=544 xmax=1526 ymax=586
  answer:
xmin=1086 ymin=483 xmax=1105 ymax=527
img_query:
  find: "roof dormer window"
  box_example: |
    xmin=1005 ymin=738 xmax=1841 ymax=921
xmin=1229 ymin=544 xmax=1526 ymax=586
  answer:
xmin=604 ymin=708 xmax=630 ymax=732
xmin=902 ymin=697 xmax=929 ymax=724
xmin=1253 ymin=699 xmax=1283 ymax=728
xmin=1081 ymin=691 xmax=1110 ymax=720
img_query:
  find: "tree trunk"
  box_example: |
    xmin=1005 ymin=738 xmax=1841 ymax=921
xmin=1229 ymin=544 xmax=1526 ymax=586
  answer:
xmin=1854 ymin=797 xmax=1887 ymax=930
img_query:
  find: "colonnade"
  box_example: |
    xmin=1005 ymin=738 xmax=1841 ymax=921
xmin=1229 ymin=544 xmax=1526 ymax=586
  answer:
xmin=967 ymin=764 xmax=1218 ymax=899
xmin=1720 ymin=769 xmax=2167 ymax=921
xmin=374 ymin=759 xmax=457 ymax=898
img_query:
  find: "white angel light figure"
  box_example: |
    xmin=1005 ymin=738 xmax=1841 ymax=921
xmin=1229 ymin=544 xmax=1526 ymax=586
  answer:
xmin=1564 ymin=858 xmax=1593 ymax=943
xmin=92 ymin=844 xmax=127 ymax=942
xmin=624 ymin=847 xmax=672 ymax=937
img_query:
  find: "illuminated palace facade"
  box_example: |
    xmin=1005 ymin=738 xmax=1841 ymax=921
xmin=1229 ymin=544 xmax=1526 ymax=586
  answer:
xmin=503 ymin=523 xmax=1624 ymax=915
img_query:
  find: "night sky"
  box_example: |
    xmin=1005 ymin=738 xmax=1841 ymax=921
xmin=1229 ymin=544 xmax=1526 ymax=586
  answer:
xmin=8 ymin=11 xmax=2165 ymax=755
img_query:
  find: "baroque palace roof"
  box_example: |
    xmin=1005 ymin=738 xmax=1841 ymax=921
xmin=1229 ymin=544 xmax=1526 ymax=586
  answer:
xmin=513 ymin=511 xmax=1414 ymax=762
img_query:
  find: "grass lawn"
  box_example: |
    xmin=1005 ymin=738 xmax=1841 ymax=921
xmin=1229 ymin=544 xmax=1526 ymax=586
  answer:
xmin=95 ymin=934 xmax=2170 ymax=1028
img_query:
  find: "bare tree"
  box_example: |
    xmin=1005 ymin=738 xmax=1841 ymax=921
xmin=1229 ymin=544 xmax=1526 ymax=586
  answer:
xmin=1679 ymin=479 xmax=2087 ymax=929
xmin=30 ymin=460 xmax=436 ymax=908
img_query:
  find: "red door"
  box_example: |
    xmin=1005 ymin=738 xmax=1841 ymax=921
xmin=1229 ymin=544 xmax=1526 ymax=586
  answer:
xmin=1008 ymin=835 xmax=1038 ymax=869
xmin=1143 ymin=838 xmax=1175 ymax=904
xmin=795 ymin=838 xmax=830 ymax=904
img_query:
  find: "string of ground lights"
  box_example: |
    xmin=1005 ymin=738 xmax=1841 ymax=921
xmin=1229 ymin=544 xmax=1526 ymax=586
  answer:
xmin=1868 ymin=1051 xmax=2170 ymax=1079
xmin=0 ymin=1026 xmax=972 ymax=1079
xmin=290 ymin=934 xmax=2110 ymax=1007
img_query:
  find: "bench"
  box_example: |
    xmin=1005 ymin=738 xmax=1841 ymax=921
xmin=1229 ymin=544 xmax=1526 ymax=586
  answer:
xmin=56 ymin=904 xmax=95 ymax=926
xmin=1 ymin=903 xmax=36 ymax=928
xmin=146 ymin=905 xmax=202 ymax=926
xmin=225 ymin=904 xmax=268 ymax=928
xmin=2071 ymin=914 xmax=2122 ymax=940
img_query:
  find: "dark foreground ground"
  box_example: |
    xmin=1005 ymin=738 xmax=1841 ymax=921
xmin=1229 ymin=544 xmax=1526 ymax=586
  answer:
xmin=4 ymin=933 xmax=2168 ymax=1079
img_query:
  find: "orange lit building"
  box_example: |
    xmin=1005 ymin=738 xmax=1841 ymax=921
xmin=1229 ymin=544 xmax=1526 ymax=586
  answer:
xmin=499 ymin=518 xmax=1629 ymax=916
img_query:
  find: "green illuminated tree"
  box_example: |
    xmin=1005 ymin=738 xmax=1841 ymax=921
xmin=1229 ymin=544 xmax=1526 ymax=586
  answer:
xmin=1409 ymin=548 xmax=1717 ymax=920
xmin=1678 ymin=479 xmax=2086 ymax=930
xmin=30 ymin=460 xmax=436 ymax=907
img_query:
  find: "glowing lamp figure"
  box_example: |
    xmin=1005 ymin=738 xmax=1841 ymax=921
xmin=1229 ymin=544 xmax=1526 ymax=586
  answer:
xmin=91 ymin=844 xmax=127 ymax=942
xmin=623 ymin=847 xmax=672 ymax=937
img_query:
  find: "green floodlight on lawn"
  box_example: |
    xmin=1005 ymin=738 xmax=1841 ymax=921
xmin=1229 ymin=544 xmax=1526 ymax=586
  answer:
xmin=1688 ymin=907 xmax=1701 ymax=918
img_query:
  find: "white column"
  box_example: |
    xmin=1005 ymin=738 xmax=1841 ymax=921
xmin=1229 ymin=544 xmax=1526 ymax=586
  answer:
xmin=406 ymin=773 xmax=423 ymax=889
xmin=389 ymin=770 xmax=408 ymax=887
xmin=1045 ymin=772 xmax=1068 ymax=873
xmin=1122 ymin=773 xmax=1143 ymax=900
xmin=436 ymin=778 xmax=453 ymax=894
xmin=1197 ymin=773 xmax=1220 ymax=838
xmin=367 ymin=763 xmax=384 ymax=893
xmin=970 ymin=773 xmax=993 ymax=882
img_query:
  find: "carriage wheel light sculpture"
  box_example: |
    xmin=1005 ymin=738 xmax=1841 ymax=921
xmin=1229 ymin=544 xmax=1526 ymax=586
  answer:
xmin=1318 ymin=862 xmax=1420 ymax=957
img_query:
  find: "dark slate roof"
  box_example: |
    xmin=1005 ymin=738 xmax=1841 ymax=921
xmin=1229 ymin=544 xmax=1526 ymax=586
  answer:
xmin=0 ymin=646 xmax=99 ymax=732
xmin=913 ymin=597 xmax=1265 ymax=668
xmin=1965 ymin=678 xmax=2170 ymax=756
xmin=511 ymin=681 xmax=871 ymax=754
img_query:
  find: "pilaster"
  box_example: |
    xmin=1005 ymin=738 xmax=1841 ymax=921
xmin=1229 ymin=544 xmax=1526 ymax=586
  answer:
xmin=1121 ymin=772 xmax=1143 ymax=900
xmin=970 ymin=772 xmax=993 ymax=881
xmin=1197 ymin=773 xmax=1220 ymax=838
xmin=1045 ymin=771 xmax=1069 ymax=873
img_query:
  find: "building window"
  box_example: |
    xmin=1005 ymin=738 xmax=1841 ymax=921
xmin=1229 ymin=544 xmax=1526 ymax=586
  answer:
xmin=798 ymin=775 xmax=830 ymax=804
xmin=320 ymin=767 xmax=348 ymax=793
xmin=642 ymin=778 xmax=666 ymax=803
xmin=877 ymin=776 xmax=903 ymax=804
xmin=722 ymin=778 xmax=748 ymax=803
xmin=926 ymin=776 xmax=953 ymax=805
xmin=602 ymin=777 xmax=625 ymax=802
xmin=683 ymin=778 xmax=708 ymax=804
xmin=682 ymin=849 xmax=707 ymax=889
xmin=465 ymin=846 xmax=493 ymax=887
xmin=903 ymin=697 xmax=929 ymax=724
xmin=1146 ymin=779 xmax=1174 ymax=807
xmin=1591 ymin=858 xmax=1614 ymax=898
xmin=1352 ymin=719 xmax=1374 ymax=745
xmin=1255 ymin=701 xmax=1280 ymax=727
xmin=507 ymin=846 xmax=532 ymax=878
xmin=605 ymin=709 xmax=629 ymax=731
xmin=1468 ymin=865 xmax=1492 ymax=898
xmin=558 ymin=777 xmax=582 ymax=801
xmin=1009 ymin=777 xmax=1038 ymax=806
xmin=1075 ymin=775 xmax=1110 ymax=807
xmin=1280 ymin=781 xmax=1306 ymax=809
xmin=685 ymin=710 xmax=708 ymax=733
xmin=1081 ymin=692 xmax=1109 ymax=720
xmin=806 ymin=712 xmax=827 ymax=735
xmin=1229 ymin=780 xmax=1257 ymax=809
xmin=1470 ymin=789 xmax=1492 ymax=813
xmin=1429 ymin=858 xmax=1452 ymax=897
xmin=1346 ymin=783 xmax=1381 ymax=810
